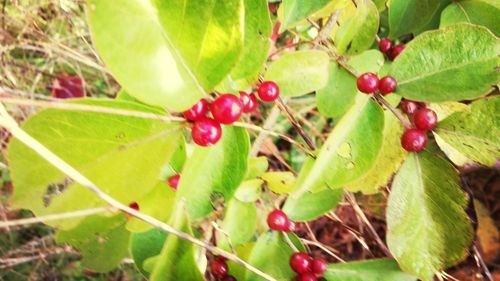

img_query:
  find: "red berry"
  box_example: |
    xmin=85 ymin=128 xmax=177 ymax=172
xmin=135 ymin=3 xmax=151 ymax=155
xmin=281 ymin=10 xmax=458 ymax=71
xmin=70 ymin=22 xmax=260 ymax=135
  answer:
xmin=290 ymin=252 xmax=313 ymax=274
xmin=191 ymin=118 xmax=222 ymax=147
xmin=378 ymin=38 xmax=393 ymax=53
xmin=413 ymin=108 xmax=438 ymax=130
xmin=356 ymin=73 xmax=379 ymax=94
xmin=378 ymin=76 xmax=397 ymax=95
xmin=296 ymin=272 xmax=317 ymax=281
xmin=239 ymin=91 xmax=258 ymax=113
xmin=51 ymin=75 xmax=84 ymax=99
xmin=211 ymin=94 xmax=243 ymax=124
xmin=128 ymin=202 xmax=139 ymax=211
xmin=211 ymin=259 xmax=228 ymax=278
xmin=267 ymin=209 xmax=289 ymax=231
xmin=167 ymin=174 xmax=180 ymax=190
xmin=311 ymin=258 xmax=327 ymax=275
xmin=390 ymin=44 xmax=406 ymax=60
xmin=401 ymin=129 xmax=427 ymax=152
xmin=221 ymin=276 xmax=237 ymax=281
xmin=257 ymin=81 xmax=280 ymax=102
xmin=285 ymin=220 xmax=297 ymax=233
xmin=400 ymin=100 xmax=419 ymax=115
xmin=183 ymin=98 xmax=209 ymax=121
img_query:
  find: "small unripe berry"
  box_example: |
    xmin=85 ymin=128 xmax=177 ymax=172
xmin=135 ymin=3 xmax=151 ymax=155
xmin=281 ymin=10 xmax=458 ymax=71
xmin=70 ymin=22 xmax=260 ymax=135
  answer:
xmin=211 ymin=94 xmax=243 ymax=124
xmin=356 ymin=73 xmax=379 ymax=94
xmin=267 ymin=209 xmax=289 ymax=231
xmin=257 ymin=81 xmax=280 ymax=102
xmin=378 ymin=38 xmax=393 ymax=53
xmin=239 ymin=91 xmax=258 ymax=113
xmin=413 ymin=108 xmax=438 ymax=130
xmin=390 ymin=44 xmax=406 ymax=60
xmin=401 ymin=129 xmax=427 ymax=152
xmin=378 ymin=76 xmax=397 ymax=95
xmin=191 ymin=118 xmax=222 ymax=147
xmin=211 ymin=258 xmax=229 ymax=278
xmin=290 ymin=252 xmax=313 ymax=274
xmin=167 ymin=174 xmax=180 ymax=190
xmin=183 ymin=98 xmax=210 ymax=121
xmin=311 ymin=258 xmax=327 ymax=275
xmin=296 ymin=272 xmax=317 ymax=281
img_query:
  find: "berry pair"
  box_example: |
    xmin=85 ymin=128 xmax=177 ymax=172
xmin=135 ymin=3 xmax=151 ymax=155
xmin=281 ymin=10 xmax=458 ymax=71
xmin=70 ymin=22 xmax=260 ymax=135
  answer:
xmin=290 ymin=252 xmax=327 ymax=281
xmin=357 ymin=73 xmax=397 ymax=95
xmin=399 ymin=100 xmax=438 ymax=152
xmin=378 ymin=38 xmax=406 ymax=61
xmin=211 ymin=256 xmax=236 ymax=281
xmin=267 ymin=209 xmax=296 ymax=232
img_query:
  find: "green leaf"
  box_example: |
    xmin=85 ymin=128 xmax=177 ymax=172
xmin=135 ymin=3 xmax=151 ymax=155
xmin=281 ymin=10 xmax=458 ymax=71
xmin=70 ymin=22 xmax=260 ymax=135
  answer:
xmin=261 ymin=172 xmax=296 ymax=194
xmin=245 ymin=232 xmax=296 ymax=281
xmin=440 ymin=0 xmax=500 ymax=36
xmin=217 ymin=199 xmax=257 ymax=251
xmin=324 ymin=258 xmax=417 ymax=281
xmin=434 ymin=96 xmax=500 ymax=166
xmin=227 ymin=243 xmax=255 ymax=281
xmin=333 ymin=0 xmax=379 ymax=55
xmin=296 ymin=94 xmax=384 ymax=193
xmin=346 ymin=111 xmax=407 ymax=194
xmin=7 ymin=99 xmax=181 ymax=229
xmin=126 ymin=182 xmax=176 ymax=232
xmin=176 ymin=126 xmax=249 ymax=220
xmin=87 ymin=0 xmax=204 ymax=110
xmin=388 ymin=0 xmax=443 ymax=38
xmin=265 ymin=50 xmax=330 ymax=97
xmin=278 ymin=0 xmax=331 ymax=32
xmin=231 ymin=0 xmax=272 ymax=80
xmin=246 ymin=156 xmax=269 ymax=180
xmin=387 ymin=151 xmax=474 ymax=281
xmin=149 ymin=203 xmax=204 ymax=281
xmin=390 ymin=24 xmax=499 ymax=102
xmin=56 ymin=214 xmax=130 ymax=273
xmin=316 ymin=50 xmax=384 ymax=118
xmin=130 ymin=228 xmax=168 ymax=277
xmin=235 ymin=179 xmax=263 ymax=203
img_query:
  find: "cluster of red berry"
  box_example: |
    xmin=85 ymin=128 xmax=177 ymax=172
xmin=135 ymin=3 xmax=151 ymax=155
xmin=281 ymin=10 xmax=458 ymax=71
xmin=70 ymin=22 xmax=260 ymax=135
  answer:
xmin=400 ymin=101 xmax=438 ymax=152
xmin=183 ymin=81 xmax=280 ymax=147
xmin=357 ymin=73 xmax=397 ymax=95
xmin=210 ymin=256 xmax=237 ymax=281
xmin=290 ymin=252 xmax=327 ymax=281
xmin=267 ymin=209 xmax=297 ymax=233
xmin=378 ymin=38 xmax=405 ymax=61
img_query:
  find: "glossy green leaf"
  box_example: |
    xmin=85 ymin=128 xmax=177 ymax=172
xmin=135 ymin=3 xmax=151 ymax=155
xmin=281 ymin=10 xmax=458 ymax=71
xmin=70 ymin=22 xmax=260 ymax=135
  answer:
xmin=387 ymin=151 xmax=474 ymax=281
xmin=217 ymin=199 xmax=257 ymax=251
xmin=434 ymin=96 xmax=500 ymax=166
xmin=149 ymin=203 xmax=204 ymax=281
xmin=333 ymin=0 xmax=379 ymax=55
xmin=440 ymin=0 xmax=500 ymax=36
xmin=231 ymin=0 xmax=272 ymax=80
xmin=176 ymin=126 xmax=249 ymax=220
xmin=235 ymin=179 xmax=263 ymax=203
xmin=278 ymin=0 xmax=331 ymax=32
xmin=7 ymin=99 xmax=181 ymax=229
xmin=265 ymin=50 xmax=330 ymax=97
xmin=389 ymin=0 xmax=442 ymax=38
xmin=56 ymin=214 xmax=130 ymax=273
xmin=261 ymin=172 xmax=296 ymax=194
xmin=126 ymin=182 xmax=176 ymax=232
xmin=246 ymin=156 xmax=269 ymax=180
xmin=390 ymin=24 xmax=499 ymax=102
xmin=87 ymin=0 xmax=204 ymax=110
xmin=296 ymin=94 xmax=384 ymax=193
xmin=316 ymin=50 xmax=384 ymax=118
xmin=245 ymin=232 xmax=296 ymax=281
xmin=346 ymin=111 xmax=407 ymax=194
xmin=324 ymin=258 xmax=417 ymax=281
xmin=130 ymin=228 xmax=168 ymax=277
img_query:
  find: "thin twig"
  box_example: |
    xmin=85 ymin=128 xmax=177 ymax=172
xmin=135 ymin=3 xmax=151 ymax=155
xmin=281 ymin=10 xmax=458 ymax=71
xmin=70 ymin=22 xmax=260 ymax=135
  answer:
xmin=0 ymin=103 xmax=277 ymax=281
xmin=373 ymin=93 xmax=411 ymax=129
xmin=314 ymin=10 xmax=341 ymax=44
xmin=299 ymin=239 xmax=345 ymax=263
xmin=0 ymin=207 xmax=112 ymax=229
xmin=473 ymin=244 xmax=494 ymax=281
xmin=275 ymin=97 xmax=317 ymax=151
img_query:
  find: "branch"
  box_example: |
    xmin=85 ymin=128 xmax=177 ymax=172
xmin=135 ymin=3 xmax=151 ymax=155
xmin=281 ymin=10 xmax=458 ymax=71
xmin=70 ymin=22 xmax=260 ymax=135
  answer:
xmin=372 ymin=93 xmax=411 ymax=128
xmin=0 ymin=103 xmax=277 ymax=281
xmin=275 ymin=97 xmax=317 ymax=151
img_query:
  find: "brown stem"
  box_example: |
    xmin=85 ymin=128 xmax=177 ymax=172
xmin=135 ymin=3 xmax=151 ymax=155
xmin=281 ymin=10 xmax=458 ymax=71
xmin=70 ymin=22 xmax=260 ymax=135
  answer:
xmin=275 ymin=97 xmax=317 ymax=151
xmin=373 ymin=93 xmax=411 ymax=129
